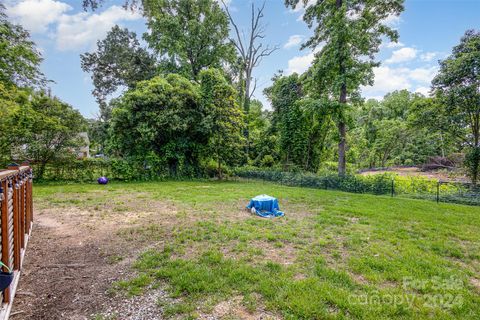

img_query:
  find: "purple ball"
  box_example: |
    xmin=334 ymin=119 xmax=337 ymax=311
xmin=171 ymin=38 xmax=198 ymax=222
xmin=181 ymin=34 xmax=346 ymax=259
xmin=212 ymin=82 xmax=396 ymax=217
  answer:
xmin=97 ymin=177 xmax=109 ymax=185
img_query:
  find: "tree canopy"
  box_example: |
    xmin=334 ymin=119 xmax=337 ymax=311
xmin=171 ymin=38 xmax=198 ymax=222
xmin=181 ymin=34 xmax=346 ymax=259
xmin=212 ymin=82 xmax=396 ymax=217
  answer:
xmin=80 ymin=25 xmax=156 ymax=105
xmin=143 ymin=0 xmax=235 ymax=80
xmin=0 ymin=4 xmax=45 ymax=88
xmin=109 ymin=69 xmax=243 ymax=176
xmin=432 ymin=30 xmax=480 ymax=183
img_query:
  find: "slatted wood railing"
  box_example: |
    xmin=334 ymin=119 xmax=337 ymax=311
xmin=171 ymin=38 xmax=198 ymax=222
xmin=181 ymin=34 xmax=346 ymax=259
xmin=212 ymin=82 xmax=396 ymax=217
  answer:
xmin=0 ymin=165 xmax=33 ymax=320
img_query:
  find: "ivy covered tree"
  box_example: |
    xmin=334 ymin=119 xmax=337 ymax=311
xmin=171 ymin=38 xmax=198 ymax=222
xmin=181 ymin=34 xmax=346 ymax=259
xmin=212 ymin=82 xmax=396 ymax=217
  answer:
xmin=298 ymin=98 xmax=334 ymax=172
xmin=432 ymin=30 xmax=480 ymax=184
xmin=265 ymin=73 xmax=307 ymax=169
xmin=246 ymin=100 xmax=277 ymax=167
xmin=285 ymin=0 xmax=404 ymax=175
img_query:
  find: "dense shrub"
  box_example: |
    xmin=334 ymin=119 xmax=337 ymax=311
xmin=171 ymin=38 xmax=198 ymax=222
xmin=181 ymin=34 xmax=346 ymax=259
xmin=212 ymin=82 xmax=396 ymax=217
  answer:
xmin=32 ymin=158 xmax=168 ymax=182
xmin=465 ymin=147 xmax=480 ymax=185
xmin=32 ymin=156 xmax=236 ymax=182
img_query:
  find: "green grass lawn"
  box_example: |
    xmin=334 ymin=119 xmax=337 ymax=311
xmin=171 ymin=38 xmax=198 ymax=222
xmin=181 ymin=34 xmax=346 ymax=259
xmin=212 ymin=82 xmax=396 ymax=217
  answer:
xmin=35 ymin=180 xmax=480 ymax=319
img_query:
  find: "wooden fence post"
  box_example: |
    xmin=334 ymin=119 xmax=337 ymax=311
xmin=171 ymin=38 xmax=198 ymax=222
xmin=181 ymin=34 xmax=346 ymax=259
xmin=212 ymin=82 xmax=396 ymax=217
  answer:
xmin=12 ymin=175 xmax=20 ymax=271
xmin=20 ymin=177 xmax=25 ymax=248
xmin=0 ymin=164 xmax=34 ymax=315
xmin=0 ymin=178 xmax=11 ymax=303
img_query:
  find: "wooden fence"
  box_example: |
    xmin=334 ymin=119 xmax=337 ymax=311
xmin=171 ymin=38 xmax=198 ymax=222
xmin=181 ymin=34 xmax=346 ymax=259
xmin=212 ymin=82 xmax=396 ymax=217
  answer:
xmin=0 ymin=165 xmax=33 ymax=320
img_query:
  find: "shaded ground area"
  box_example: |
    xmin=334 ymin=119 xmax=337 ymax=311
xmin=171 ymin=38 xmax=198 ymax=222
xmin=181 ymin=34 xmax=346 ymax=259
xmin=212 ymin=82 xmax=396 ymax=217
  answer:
xmin=9 ymin=181 xmax=480 ymax=319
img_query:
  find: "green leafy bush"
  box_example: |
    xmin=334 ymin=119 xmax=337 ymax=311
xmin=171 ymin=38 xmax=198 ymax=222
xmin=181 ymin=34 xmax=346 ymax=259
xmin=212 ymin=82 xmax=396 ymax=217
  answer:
xmin=32 ymin=157 xmax=166 ymax=182
xmin=465 ymin=147 xmax=480 ymax=185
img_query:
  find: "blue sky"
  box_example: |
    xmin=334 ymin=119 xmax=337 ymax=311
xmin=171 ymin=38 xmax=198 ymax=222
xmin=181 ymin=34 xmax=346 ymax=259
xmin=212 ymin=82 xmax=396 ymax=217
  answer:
xmin=5 ymin=0 xmax=480 ymax=118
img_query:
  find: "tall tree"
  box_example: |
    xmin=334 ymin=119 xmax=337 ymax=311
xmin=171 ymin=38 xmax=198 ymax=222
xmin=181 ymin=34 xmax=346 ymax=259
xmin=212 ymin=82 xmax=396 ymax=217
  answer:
xmin=264 ymin=73 xmax=307 ymax=169
xmin=80 ymin=25 xmax=156 ymax=106
xmin=432 ymin=30 xmax=480 ymax=184
xmin=0 ymin=83 xmax=31 ymax=163
xmin=199 ymin=68 xmax=244 ymax=178
xmin=143 ymin=0 xmax=235 ymax=80
xmin=0 ymin=4 xmax=45 ymax=87
xmin=109 ymin=74 xmax=205 ymax=175
xmin=13 ymin=93 xmax=87 ymax=179
xmin=285 ymin=0 xmax=404 ymax=175
xmin=222 ymin=1 xmax=278 ymax=156
xmin=221 ymin=1 xmax=277 ymax=114
xmin=81 ymin=25 xmax=156 ymax=155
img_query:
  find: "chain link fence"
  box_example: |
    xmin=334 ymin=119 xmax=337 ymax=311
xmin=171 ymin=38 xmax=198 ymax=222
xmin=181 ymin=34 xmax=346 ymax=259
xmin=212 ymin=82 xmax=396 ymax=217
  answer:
xmin=235 ymin=168 xmax=480 ymax=206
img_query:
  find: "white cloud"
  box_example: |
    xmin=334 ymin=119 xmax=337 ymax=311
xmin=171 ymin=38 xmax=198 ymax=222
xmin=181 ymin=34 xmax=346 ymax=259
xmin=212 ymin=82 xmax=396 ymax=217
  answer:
xmin=361 ymin=65 xmax=438 ymax=99
xmin=290 ymin=0 xmax=316 ymax=13
xmin=382 ymin=14 xmax=402 ymax=27
xmin=420 ymin=52 xmax=438 ymax=62
xmin=385 ymin=41 xmax=404 ymax=49
xmin=284 ymin=35 xmax=303 ymax=49
xmin=6 ymin=1 xmax=143 ymax=52
xmin=364 ymin=66 xmax=412 ymax=93
xmin=415 ymin=86 xmax=431 ymax=96
xmin=290 ymin=0 xmax=316 ymax=22
xmin=286 ymin=52 xmax=315 ymax=75
xmin=6 ymin=0 xmax=72 ymax=33
xmin=408 ymin=66 xmax=438 ymax=83
xmin=55 ymin=6 xmax=142 ymax=51
xmin=385 ymin=47 xmax=418 ymax=64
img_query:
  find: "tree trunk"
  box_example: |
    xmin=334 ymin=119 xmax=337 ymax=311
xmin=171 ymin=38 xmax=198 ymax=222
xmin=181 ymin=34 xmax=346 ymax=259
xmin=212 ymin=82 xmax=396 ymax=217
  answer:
xmin=336 ymin=0 xmax=347 ymax=176
xmin=243 ymin=71 xmax=251 ymax=160
xmin=337 ymin=120 xmax=347 ymax=175
xmin=337 ymin=82 xmax=347 ymax=176
xmin=217 ymin=158 xmax=223 ymax=180
xmin=216 ymin=143 xmax=223 ymax=180
xmin=37 ymin=161 xmax=47 ymax=180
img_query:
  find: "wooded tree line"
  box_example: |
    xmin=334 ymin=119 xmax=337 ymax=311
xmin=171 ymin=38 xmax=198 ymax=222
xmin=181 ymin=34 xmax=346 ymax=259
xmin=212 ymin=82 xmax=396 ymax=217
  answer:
xmin=1 ymin=1 xmax=479 ymax=183
xmin=0 ymin=4 xmax=86 ymax=177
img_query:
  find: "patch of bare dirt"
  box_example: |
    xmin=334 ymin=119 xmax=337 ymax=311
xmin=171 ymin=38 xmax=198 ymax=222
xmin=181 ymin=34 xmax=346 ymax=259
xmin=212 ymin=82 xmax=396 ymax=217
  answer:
xmin=10 ymin=199 xmax=169 ymax=320
xmin=198 ymin=296 xmax=281 ymax=320
xmin=470 ymin=278 xmax=480 ymax=292
xmin=11 ymin=192 xmax=289 ymax=320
